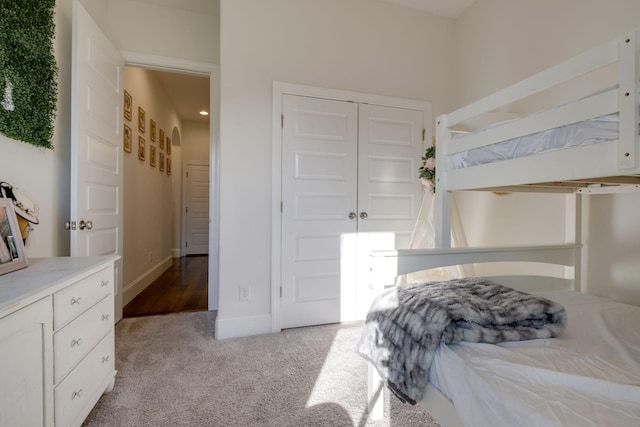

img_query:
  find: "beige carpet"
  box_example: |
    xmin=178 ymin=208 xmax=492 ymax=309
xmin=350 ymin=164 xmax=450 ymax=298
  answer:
xmin=83 ymin=311 xmax=440 ymax=426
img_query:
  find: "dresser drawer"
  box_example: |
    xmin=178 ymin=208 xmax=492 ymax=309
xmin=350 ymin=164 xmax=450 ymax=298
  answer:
xmin=53 ymin=266 xmax=113 ymax=329
xmin=54 ymin=296 xmax=113 ymax=383
xmin=54 ymin=330 xmax=115 ymax=427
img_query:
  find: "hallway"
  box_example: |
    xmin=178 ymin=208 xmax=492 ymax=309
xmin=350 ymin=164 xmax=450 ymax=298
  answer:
xmin=123 ymin=256 xmax=208 ymax=318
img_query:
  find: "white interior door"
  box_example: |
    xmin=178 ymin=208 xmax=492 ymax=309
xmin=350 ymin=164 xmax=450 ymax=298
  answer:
xmin=280 ymin=96 xmax=424 ymax=328
xmin=356 ymin=103 xmax=424 ymax=317
xmin=71 ymin=1 xmax=124 ymax=321
xmin=185 ymin=163 xmax=210 ymax=255
xmin=281 ymin=95 xmax=358 ymax=329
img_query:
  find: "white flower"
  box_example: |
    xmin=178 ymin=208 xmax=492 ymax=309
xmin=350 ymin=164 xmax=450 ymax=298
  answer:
xmin=425 ymin=157 xmax=435 ymax=169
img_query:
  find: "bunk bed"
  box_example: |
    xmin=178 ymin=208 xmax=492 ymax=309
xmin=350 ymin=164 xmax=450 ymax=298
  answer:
xmin=360 ymin=28 xmax=640 ymax=426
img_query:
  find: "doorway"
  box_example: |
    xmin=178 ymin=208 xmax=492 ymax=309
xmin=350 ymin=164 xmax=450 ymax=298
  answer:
xmin=120 ymin=65 xmax=214 ymax=316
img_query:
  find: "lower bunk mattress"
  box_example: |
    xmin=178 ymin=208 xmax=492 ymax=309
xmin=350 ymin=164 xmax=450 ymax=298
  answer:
xmin=428 ymin=290 xmax=640 ymax=426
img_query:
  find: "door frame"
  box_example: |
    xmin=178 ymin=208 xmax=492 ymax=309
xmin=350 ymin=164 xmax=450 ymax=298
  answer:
xmin=123 ymin=51 xmax=220 ymax=311
xmin=182 ymin=160 xmax=211 ymax=255
xmin=271 ymin=82 xmax=432 ymax=332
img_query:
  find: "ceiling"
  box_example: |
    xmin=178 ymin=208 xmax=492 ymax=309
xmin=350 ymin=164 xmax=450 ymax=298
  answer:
xmin=146 ymin=0 xmax=476 ymax=124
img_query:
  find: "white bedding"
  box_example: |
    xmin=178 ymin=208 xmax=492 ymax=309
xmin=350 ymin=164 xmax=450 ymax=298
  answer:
xmin=449 ymin=114 xmax=620 ymax=170
xmin=428 ymin=291 xmax=640 ymax=427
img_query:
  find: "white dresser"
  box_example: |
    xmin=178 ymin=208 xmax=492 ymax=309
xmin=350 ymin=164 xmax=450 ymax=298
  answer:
xmin=0 ymin=256 xmax=118 ymax=427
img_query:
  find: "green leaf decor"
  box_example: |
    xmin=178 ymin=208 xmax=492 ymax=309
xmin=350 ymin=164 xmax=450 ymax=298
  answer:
xmin=0 ymin=0 xmax=58 ymax=149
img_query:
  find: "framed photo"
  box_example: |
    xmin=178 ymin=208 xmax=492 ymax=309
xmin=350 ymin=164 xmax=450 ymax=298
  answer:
xmin=159 ymin=129 xmax=165 ymax=149
xmin=123 ymin=123 xmax=132 ymax=153
xmin=124 ymin=90 xmax=132 ymax=121
xmin=0 ymin=199 xmax=28 ymax=276
xmin=159 ymin=152 xmax=165 ymax=172
xmin=138 ymin=106 xmax=146 ymax=133
xmin=138 ymin=136 xmax=146 ymax=161
xmin=166 ymin=137 xmax=171 ymax=155
xmin=150 ymin=145 xmax=156 ymax=167
xmin=166 ymin=157 xmax=172 ymax=175
xmin=150 ymin=119 xmax=156 ymax=142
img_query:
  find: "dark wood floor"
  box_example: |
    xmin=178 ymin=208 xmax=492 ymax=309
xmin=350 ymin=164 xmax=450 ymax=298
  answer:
xmin=123 ymin=256 xmax=208 ymax=318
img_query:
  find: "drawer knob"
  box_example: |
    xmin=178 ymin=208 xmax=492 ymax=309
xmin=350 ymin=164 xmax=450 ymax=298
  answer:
xmin=71 ymin=338 xmax=83 ymax=348
xmin=101 ymin=356 xmax=110 ymax=364
xmin=101 ymin=280 xmax=110 ymax=287
xmin=101 ymin=314 xmax=110 ymax=321
xmin=71 ymin=389 xmax=83 ymax=400
xmin=70 ymin=297 xmax=82 ymax=305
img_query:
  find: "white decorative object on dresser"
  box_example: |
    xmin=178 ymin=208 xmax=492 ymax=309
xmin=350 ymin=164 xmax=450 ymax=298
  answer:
xmin=0 ymin=255 xmax=118 ymax=427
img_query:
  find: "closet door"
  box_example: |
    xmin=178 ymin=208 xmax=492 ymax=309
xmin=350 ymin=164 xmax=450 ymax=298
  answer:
xmin=356 ymin=104 xmax=424 ymax=317
xmin=281 ymin=95 xmax=358 ymax=329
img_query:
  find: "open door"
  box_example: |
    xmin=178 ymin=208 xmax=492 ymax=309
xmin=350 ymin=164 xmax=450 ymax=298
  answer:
xmin=71 ymin=0 xmax=124 ymax=322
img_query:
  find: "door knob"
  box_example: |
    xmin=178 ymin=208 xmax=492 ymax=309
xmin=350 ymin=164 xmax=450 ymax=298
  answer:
xmin=348 ymin=212 xmax=357 ymax=220
xmin=360 ymin=212 xmax=368 ymax=220
xmin=79 ymin=220 xmax=93 ymax=230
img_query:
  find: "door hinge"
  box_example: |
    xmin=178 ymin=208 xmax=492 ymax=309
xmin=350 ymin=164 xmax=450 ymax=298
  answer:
xmin=281 ymin=114 xmax=284 ymax=128
xmin=280 ymin=286 xmax=283 ymax=298
xmin=186 ymin=241 xmax=188 ymax=247
xmin=422 ymin=128 xmax=426 ymax=141
xmin=280 ymin=201 xmax=283 ymax=213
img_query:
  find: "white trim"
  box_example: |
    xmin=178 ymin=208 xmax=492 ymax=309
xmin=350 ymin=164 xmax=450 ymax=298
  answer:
xmin=215 ymin=314 xmax=272 ymax=340
xmin=120 ymin=53 xmax=220 ymax=313
xmin=271 ymin=81 xmax=432 ymax=333
xmin=171 ymin=248 xmax=181 ymax=258
xmin=122 ymin=255 xmax=173 ymax=306
xmin=122 ymin=51 xmax=216 ymax=76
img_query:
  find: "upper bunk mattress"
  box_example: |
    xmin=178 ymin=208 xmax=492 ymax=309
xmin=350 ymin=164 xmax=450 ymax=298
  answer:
xmin=428 ymin=290 xmax=640 ymax=427
xmin=449 ymin=113 xmax=621 ymax=169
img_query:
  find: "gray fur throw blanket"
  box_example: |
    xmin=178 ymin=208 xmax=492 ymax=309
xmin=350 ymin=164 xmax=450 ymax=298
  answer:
xmin=357 ymin=278 xmax=567 ymax=405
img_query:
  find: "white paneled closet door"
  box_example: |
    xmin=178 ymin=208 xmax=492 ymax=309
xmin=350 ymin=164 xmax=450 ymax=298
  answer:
xmin=280 ymin=95 xmax=423 ymax=329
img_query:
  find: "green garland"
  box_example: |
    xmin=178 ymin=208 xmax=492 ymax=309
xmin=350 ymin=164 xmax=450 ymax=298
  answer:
xmin=0 ymin=0 xmax=58 ymax=149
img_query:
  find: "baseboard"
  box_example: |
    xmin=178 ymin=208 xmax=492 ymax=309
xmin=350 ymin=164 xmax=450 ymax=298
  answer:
xmin=123 ymin=256 xmax=173 ymax=306
xmin=215 ymin=314 xmax=273 ymax=339
xmin=171 ymin=248 xmax=182 ymax=258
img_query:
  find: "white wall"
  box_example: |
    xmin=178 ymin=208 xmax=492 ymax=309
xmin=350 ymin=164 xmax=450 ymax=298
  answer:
xmin=218 ymin=0 xmax=455 ymax=336
xmin=454 ymin=0 xmax=640 ymax=305
xmin=121 ymin=67 xmax=182 ymax=304
xmin=181 ymin=121 xmax=210 ymax=162
xmin=106 ymin=0 xmax=219 ymax=64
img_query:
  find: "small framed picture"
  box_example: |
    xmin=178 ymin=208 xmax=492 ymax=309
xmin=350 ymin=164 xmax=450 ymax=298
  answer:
xmin=150 ymin=119 xmax=156 ymax=142
xmin=166 ymin=137 xmax=171 ymax=155
xmin=150 ymin=145 xmax=156 ymax=167
xmin=159 ymin=129 xmax=165 ymax=149
xmin=159 ymin=152 xmax=165 ymax=172
xmin=123 ymin=123 xmax=132 ymax=153
xmin=138 ymin=136 xmax=146 ymax=161
xmin=124 ymin=90 xmax=132 ymax=121
xmin=166 ymin=157 xmax=172 ymax=175
xmin=0 ymin=199 xmax=29 ymax=276
xmin=138 ymin=106 xmax=146 ymax=133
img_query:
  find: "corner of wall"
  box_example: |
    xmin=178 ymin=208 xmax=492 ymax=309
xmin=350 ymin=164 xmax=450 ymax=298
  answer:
xmin=215 ymin=313 xmax=273 ymax=340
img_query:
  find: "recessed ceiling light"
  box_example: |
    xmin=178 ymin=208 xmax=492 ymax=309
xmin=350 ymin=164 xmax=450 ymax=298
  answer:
xmin=199 ymin=110 xmax=209 ymax=116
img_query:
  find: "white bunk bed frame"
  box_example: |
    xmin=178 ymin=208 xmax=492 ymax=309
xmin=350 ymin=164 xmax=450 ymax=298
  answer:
xmin=366 ymin=28 xmax=640 ymax=425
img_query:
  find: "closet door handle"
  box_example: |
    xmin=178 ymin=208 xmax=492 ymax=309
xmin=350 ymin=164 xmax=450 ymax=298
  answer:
xmin=360 ymin=212 xmax=368 ymax=220
xmin=348 ymin=212 xmax=357 ymax=220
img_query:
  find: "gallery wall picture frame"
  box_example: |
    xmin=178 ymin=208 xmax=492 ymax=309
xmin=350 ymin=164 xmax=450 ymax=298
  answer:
xmin=166 ymin=137 xmax=171 ymax=155
xmin=150 ymin=119 xmax=156 ymax=142
xmin=150 ymin=145 xmax=156 ymax=167
xmin=124 ymin=90 xmax=132 ymax=121
xmin=123 ymin=123 xmax=132 ymax=153
xmin=138 ymin=136 xmax=146 ymax=161
xmin=159 ymin=152 xmax=165 ymax=172
xmin=0 ymin=199 xmax=29 ymax=276
xmin=138 ymin=106 xmax=146 ymax=133
xmin=166 ymin=157 xmax=171 ymax=175
xmin=159 ymin=129 xmax=165 ymax=149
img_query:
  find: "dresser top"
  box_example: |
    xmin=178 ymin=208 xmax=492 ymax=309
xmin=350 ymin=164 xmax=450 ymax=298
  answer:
xmin=0 ymin=256 xmax=119 ymax=318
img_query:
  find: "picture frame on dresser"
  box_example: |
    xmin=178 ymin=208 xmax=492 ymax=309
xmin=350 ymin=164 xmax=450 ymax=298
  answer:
xmin=0 ymin=198 xmax=28 ymax=275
